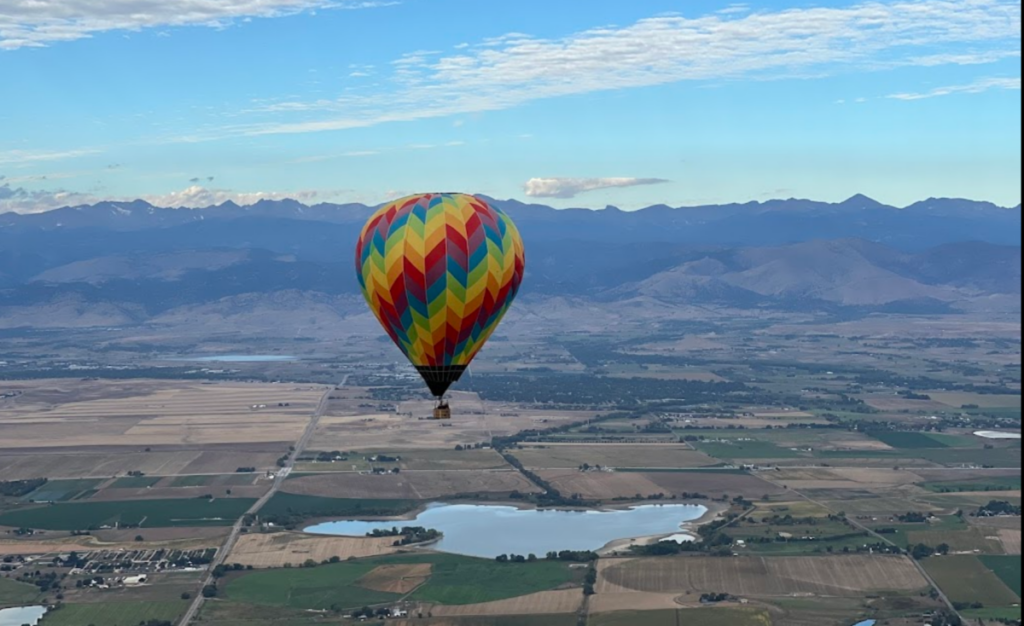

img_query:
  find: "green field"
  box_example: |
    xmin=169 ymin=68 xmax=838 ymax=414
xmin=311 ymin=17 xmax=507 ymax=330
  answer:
xmin=408 ymin=554 xmax=575 ymax=605
xmin=591 ymin=608 xmax=770 ymax=626
xmin=924 ymin=556 xmax=1021 ymax=608
xmin=260 ymin=492 xmax=419 ymax=519
xmin=981 ymin=555 xmax=1023 ymax=597
xmin=112 ymin=476 xmax=163 ymax=488
xmin=0 ymin=576 xmax=40 ymax=607
xmin=21 ymin=479 xmax=102 ymax=502
xmin=225 ymin=553 xmax=575 ymax=611
xmin=906 ymin=528 xmax=1005 ymax=554
xmin=920 ymin=475 xmax=1022 ymax=493
xmin=818 ymin=446 xmax=1022 ymax=468
xmin=170 ymin=474 xmax=257 ymax=487
xmin=696 ymin=440 xmax=804 ymax=459
xmin=202 ymin=602 xmax=576 ymax=626
xmin=0 ymin=497 xmax=256 ymax=530
xmin=869 ymin=431 xmax=949 ymax=449
xmin=225 ymin=560 xmax=399 ymax=609
xmin=40 ymin=601 xmax=185 ymax=626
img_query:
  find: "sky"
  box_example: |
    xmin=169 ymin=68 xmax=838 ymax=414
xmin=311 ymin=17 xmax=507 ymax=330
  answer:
xmin=0 ymin=0 xmax=1021 ymax=214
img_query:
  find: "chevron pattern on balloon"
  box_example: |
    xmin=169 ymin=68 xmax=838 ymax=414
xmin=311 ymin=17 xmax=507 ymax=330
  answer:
xmin=356 ymin=193 xmax=526 ymax=395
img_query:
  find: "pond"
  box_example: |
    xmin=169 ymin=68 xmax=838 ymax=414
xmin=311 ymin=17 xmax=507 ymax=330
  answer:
xmin=852 ymin=621 xmax=876 ymax=626
xmin=0 ymin=606 xmax=47 ymax=626
xmin=170 ymin=355 xmax=298 ymax=363
xmin=305 ymin=502 xmax=708 ymax=559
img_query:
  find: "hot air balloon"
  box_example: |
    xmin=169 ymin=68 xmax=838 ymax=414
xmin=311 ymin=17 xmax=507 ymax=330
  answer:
xmin=355 ymin=193 xmax=526 ymax=417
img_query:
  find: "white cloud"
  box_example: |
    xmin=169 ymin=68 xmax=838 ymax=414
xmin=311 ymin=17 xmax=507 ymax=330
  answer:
xmin=143 ymin=185 xmax=322 ymax=207
xmin=0 ymin=0 xmax=399 ymax=50
xmin=0 ymin=183 xmax=329 ymax=214
xmin=524 ymin=177 xmax=670 ymax=199
xmin=0 ymin=148 xmax=100 ymax=165
xmin=906 ymin=49 xmax=1021 ymax=66
xmin=0 ymin=183 xmax=94 ymax=213
xmin=887 ymin=76 xmax=1021 ymax=100
xmin=235 ymin=0 xmax=1020 ymax=137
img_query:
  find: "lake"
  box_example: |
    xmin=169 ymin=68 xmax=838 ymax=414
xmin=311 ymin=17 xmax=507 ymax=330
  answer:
xmin=305 ymin=502 xmax=707 ymax=558
xmin=0 ymin=606 xmax=47 ymax=626
xmin=171 ymin=355 xmax=298 ymax=363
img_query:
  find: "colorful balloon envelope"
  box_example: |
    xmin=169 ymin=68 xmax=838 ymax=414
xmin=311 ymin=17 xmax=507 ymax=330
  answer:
xmin=355 ymin=193 xmax=526 ymax=399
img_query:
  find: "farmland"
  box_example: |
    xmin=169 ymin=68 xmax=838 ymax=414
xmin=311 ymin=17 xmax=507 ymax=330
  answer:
xmin=0 ymin=497 xmax=257 ymax=530
xmin=0 ymin=379 xmax=326 ymax=448
xmin=279 ymin=470 xmax=540 ymax=500
xmin=509 ymin=445 xmax=720 ymax=469
xmin=598 ymin=555 xmax=929 ymax=597
xmin=2 ymin=305 xmax=1021 ymax=625
xmin=923 ymin=556 xmax=1021 ymax=608
xmin=40 ymin=601 xmax=186 ymax=626
xmin=300 ymin=448 xmax=511 ymax=472
xmin=429 ymin=589 xmax=582 ymax=617
xmin=0 ymin=577 xmax=39 ymax=607
xmin=536 ymin=469 xmax=784 ymax=500
xmin=260 ymin=493 xmax=419 ymax=520
xmin=590 ymin=609 xmax=770 ymax=626
xmin=981 ymin=555 xmax=1023 ymax=597
xmin=227 ymin=532 xmax=399 ymax=568
xmin=224 ymin=553 xmax=577 ymax=610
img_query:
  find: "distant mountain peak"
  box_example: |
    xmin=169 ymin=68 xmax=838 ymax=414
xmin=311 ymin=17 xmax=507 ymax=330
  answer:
xmin=839 ymin=193 xmax=886 ymax=209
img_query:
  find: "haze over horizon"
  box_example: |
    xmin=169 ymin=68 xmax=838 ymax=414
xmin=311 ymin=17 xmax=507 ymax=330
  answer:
xmin=1 ymin=0 xmax=1021 ymax=215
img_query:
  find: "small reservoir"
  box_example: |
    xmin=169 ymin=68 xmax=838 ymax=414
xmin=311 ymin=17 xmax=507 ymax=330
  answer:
xmin=0 ymin=606 xmax=48 ymax=626
xmin=306 ymin=502 xmax=707 ymax=559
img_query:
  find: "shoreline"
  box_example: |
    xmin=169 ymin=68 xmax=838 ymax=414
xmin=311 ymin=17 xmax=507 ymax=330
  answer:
xmin=303 ymin=497 xmax=720 ymax=532
xmin=301 ymin=500 xmax=729 ymax=558
xmin=595 ymin=500 xmax=729 ymax=557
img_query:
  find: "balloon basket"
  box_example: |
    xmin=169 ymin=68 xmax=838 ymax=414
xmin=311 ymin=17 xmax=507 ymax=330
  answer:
xmin=432 ymin=399 xmax=452 ymax=420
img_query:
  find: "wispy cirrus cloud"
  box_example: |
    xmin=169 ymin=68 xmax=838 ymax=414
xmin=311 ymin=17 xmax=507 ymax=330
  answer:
xmin=224 ymin=0 xmax=1020 ymax=138
xmin=888 ymin=76 xmax=1021 ymax=100
xmin=0 ymin=0 xmax=399 ymax=50
xmin=0 ymin=148 xmax=101 ymax=165
xmin=524 ymin=177 xmax=670 ymax=199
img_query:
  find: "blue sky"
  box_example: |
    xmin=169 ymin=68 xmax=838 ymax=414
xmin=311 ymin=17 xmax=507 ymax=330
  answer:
xmin=0 ymin=0 xmax=1020 ymax=213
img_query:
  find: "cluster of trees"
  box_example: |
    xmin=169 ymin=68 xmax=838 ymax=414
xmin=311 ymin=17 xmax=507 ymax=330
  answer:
xmin=211 ymin=563 xmax=255 ymax=578
xmin=910 ymin=543 xmax=952 ymax=560
xmin=494 ymin=550 xmax=597 ymax=564
xmin=977 ymin=500 xmax=1021 ymax=517
xmin=16 ymin=570 xmax=61 ymax=592
xmin=495 ymin=554 xmax=539 ymax=563
xmin=366 ymin=526 xmax=442 ymax=546
xmin=700 ymin=592 xmax=731 ymax=603
xmin=0 ymin=477 xmax=46 ymax=497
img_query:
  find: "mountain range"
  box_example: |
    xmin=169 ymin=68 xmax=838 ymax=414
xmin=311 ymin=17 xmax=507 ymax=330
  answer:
xmin=0 ymin=195 xmax=1019 ymax=328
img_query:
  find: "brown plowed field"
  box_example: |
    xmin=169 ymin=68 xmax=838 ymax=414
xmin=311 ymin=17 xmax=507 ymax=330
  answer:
xmin=538 ymin=470 xmax=785 ymax=500
xmin=430 ymin=589 xmax=583 ymax=616
xmin=89 ymin=485 xmax=269 ymax=501
xmin=281 ymin=470 xmax=540 ymax=499
xmin=598 ymin=555 xmax=928 ymax=597
xmin=999 ymin=529 xmax=1022 ymax=555
xmin=510 ymin=445 xmax=719 ymax=469
xmin=358 ymin=564 xmax=432 ymax=594
xmin=0 ymin=380 xmax=324 ymax=448
xmin=227 ymin=532 xmax=396 ymax=568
